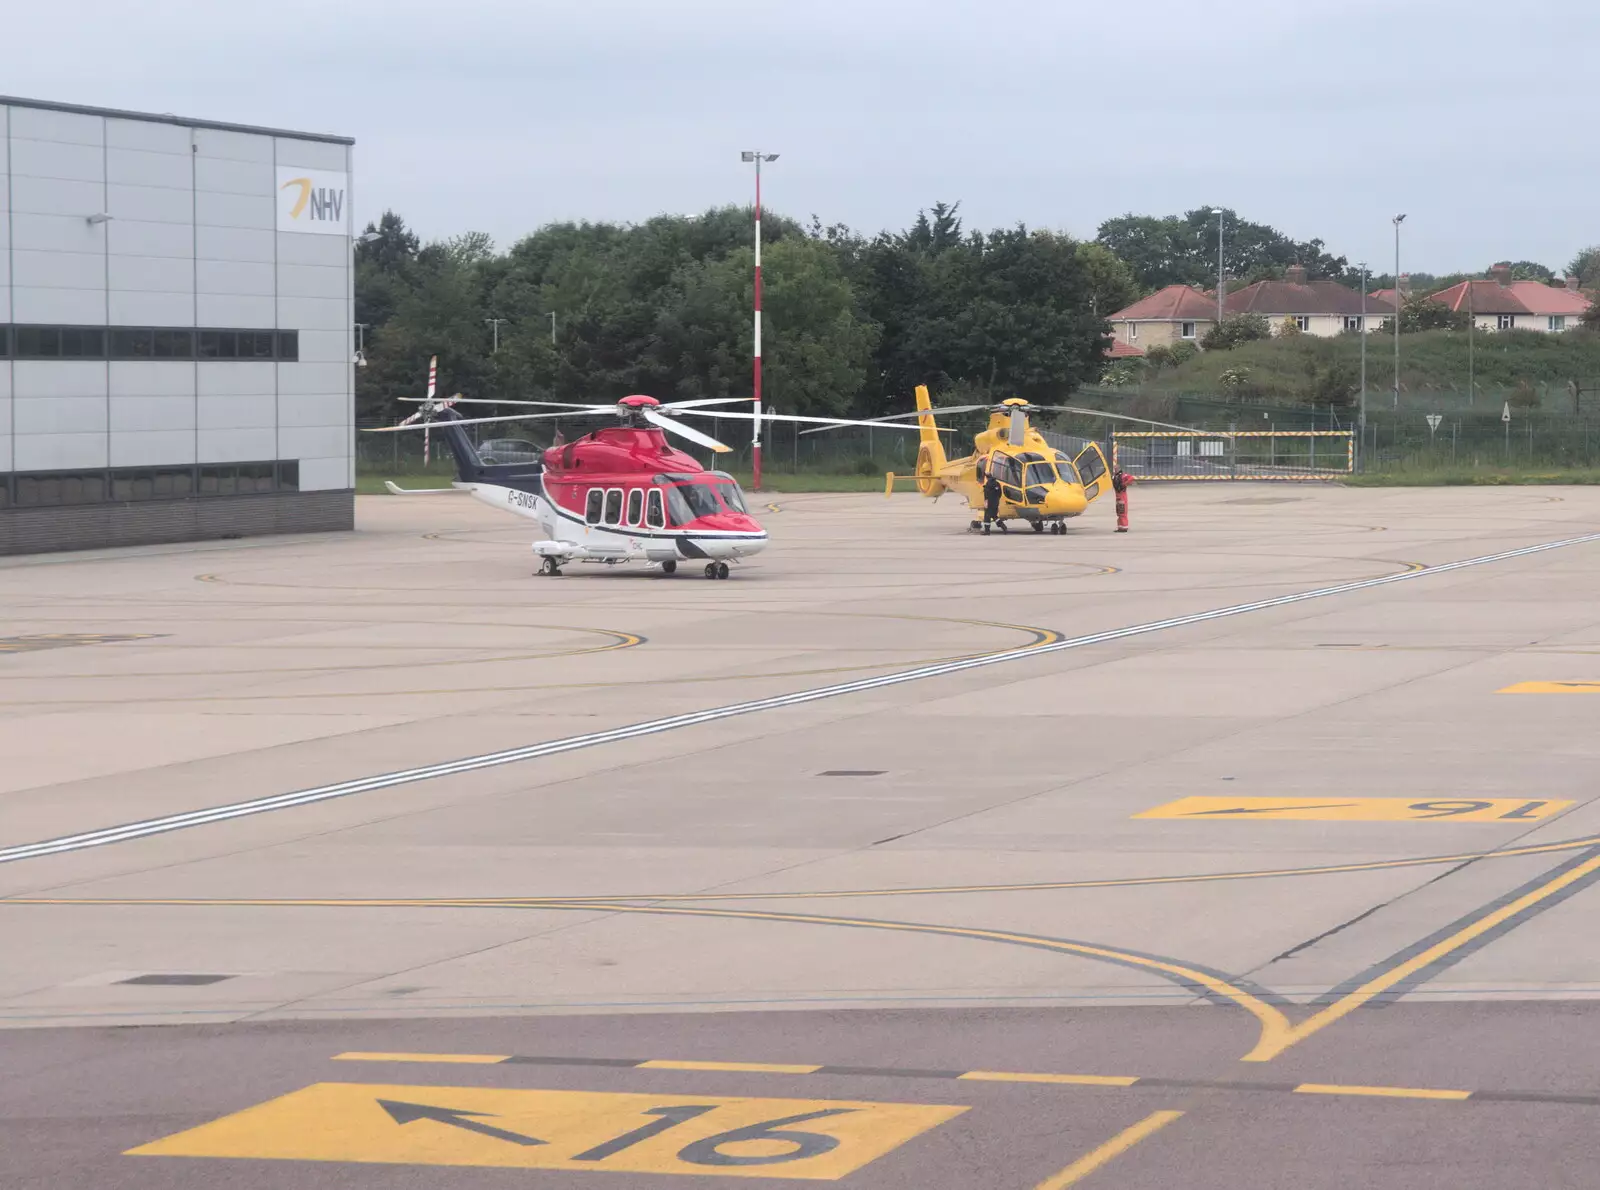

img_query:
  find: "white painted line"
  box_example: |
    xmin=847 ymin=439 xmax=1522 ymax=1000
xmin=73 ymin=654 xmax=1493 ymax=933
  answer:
xmin=3 ymin=532 xmax=1597 ymax=866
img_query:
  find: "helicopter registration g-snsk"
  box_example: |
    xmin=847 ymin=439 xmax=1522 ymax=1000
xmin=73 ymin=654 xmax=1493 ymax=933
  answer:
xmin=879 ymin=384 xmax=1209 ymax=533
xmin=367 ymin=357 xmax=918 ymax=578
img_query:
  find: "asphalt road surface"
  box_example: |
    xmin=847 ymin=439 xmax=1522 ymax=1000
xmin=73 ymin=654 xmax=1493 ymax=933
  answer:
xmin=2 ymin=484 xmax=1599 ymax=1187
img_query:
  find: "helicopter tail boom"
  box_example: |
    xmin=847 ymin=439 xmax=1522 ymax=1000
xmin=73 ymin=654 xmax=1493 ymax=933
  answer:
xmin=912 ymin=384 xmax=948 ymax=495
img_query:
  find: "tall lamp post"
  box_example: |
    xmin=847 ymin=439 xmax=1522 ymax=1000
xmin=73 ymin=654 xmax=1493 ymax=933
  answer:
xmin=1212 ymin=208 xmax=1226 ymax=329
xmin=1358 ymin=262 xmax=1368 ymax=459
xmin=741 ymin=150 xmax=778 ymax=488
xmin=1392 ymin=214 xmax=1406 ymax=409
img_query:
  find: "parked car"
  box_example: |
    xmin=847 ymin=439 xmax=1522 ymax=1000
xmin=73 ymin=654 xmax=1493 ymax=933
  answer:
xmin=477 ymin=438 xmax=543 ymax=465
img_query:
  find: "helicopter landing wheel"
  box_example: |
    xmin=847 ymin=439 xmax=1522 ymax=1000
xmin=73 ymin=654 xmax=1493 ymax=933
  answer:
xmin=715 ymin=561 xmax=730 ymax=580
xmin=538 ymin=557 xmax=562 ymax=577
xmin=660 ymin=560 xmax=677 ymax=575
xmin=1031 ymin=520 xmax=1045 ymax=533
xmin=969 ymin=519 xmax=982 ymax=533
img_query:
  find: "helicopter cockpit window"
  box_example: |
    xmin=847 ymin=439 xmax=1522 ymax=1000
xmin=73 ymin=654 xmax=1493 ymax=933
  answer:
xmin=1053 ymin=452 xmax=1081 ymax=484
xmin=657 ymin=473 xmax=723 ymax=524
xmin=986 ymin=455 xmax=1021 ymax=487
xmin=706 ymin=471 xmax=750 ymax=513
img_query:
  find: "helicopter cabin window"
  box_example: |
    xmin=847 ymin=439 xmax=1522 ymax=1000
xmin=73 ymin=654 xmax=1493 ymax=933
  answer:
xmin=646 ymin=488 xmax=666 ymax=529
xmin=706 ymin=471 xmax=750 ymax=513
xmin=656 ymin=473 xmax=723 ymax=524
xmin=585 ymin=488 xmax=604 ymax=525
xmin=604 ymin=488 xmax=624 ymax=525
xmin=1053 ymin=451 xmax=1081 ymax=484
xmin=625 ymin=488 xmax=644 ymax=527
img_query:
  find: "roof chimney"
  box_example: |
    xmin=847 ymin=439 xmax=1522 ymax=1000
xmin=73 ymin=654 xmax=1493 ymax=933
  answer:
xmin=1565 ymin=275 xmax=1582 ymax=291
xmin=1490 ymin=262 xmax=1513 ymax=286
xmin=1284 ymin=264 xmax=1307 ymax=285
xmin=1398 ymin=274 xmax=1412 ymax=299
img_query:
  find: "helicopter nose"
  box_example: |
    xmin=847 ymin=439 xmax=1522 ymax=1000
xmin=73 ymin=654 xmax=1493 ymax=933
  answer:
xmin=1044 ymin=485 xmax=1088 ymax=517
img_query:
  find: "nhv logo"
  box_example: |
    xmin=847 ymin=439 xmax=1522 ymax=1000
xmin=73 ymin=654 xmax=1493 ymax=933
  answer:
xmin=275 ymin=167 xmax=350 ymax=237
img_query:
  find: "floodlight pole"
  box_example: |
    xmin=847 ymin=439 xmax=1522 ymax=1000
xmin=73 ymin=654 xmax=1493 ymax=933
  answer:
xmin=484 ymin=317 xmax=507 ymax=354
xmin=742 ymin=150 xmax=778 ymax=488
xmin=1213 ymin=208 xmax=1226 ymax=329
xmin=1358 ymin=263 xmax=1368 ymax=457
xmin=1392 ymin=214 xmax=1406 ymax=409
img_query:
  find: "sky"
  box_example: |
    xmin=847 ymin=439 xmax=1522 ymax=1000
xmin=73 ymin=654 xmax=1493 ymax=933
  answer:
xmin=8 ymin=0 xmax=1597 ymax=275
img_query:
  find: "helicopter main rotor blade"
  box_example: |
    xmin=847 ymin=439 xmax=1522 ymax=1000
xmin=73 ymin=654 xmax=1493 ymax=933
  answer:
xmin=398 ymin=396 xmax=608 ymax=411
xmin=642 ymin=408 xmax=731 ymax=453
xmin=797 ymin=405 xmax=988 ymax=436
xmin=677 ymin=410 xmax=922 ymax=431
xmin=364 ymin=413 xmax=570 ymax=432
xmin=1027 ymin=405 xmax=1230 ymax=436
xmin=660 ymin=397 xmax=758 ymax=410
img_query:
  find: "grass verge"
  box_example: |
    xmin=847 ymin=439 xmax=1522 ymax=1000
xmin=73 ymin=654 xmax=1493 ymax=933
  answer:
xmin=1343 ymin=467 xmax=1600 ymax=486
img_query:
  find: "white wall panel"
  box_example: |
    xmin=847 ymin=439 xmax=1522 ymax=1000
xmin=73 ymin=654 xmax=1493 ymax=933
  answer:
xmin=9 ymin=107 xmax=104 ymax=145
xmin=196 ymin=259 xmax=274 ymax=296
xmin=108 ymin=254 xmax=195 ymax=293
xmin=273 ymin=138 xmax=346 ymax=171
xmin=196 ymin=191 xmax=274 ymax=230
xmin=196 ymin=225 xmax=274 ymax=263
xmin=108 ymin=291 xmax=195 ymax=326
xmin=107 ymin=147 xmax=193 ymax=190
xmin=14 ymin=396 xmax=108 ymax=434
xmin=277 ymin=393 xmax=347 ymax=428
xmin=106 ymin=118 xmax=190 ymax=154
xmin=10 ymin=212 xmax=107 ymax=253
xmin=13 ymin=361 xmax=108 ymax=397
xmin=108 ymin=182 xmax=193 ymax=224
xmin=13 ymin=432 xmax=108 ymax=470
xmin=276 ymin=232 xmax=346 ymax=267
xmin=277 ymin=362 xmax=348 ymax=396
xmin=192 ymin=128 xmax=273 ymax=163
xmin=199 ymin=395 xmax=275 ymax=430
xmin=277 ymin=263 xmax=345 ymax=299
xmin=110 ymin=395 xmax=194 ymax=432
xmin=195 ymin=156 xmax=273 ymax=196
xmin=291 ymin=329 xmax=349 ymax=363
xmin=110 ymin=362 xmax=196 ymax=398
xmin=296 ymin=456 xmax=350 ymax=492
xmin=12 ymin=249 xmax=104 ymax=290
xmin=196 ymin=293 xmax=275 ymax=326
xmin=11 ymin=176 xmax=106 ymax=217
xmin=198 ymin=362 xmax=275 ymax=396
xmin=10 ymin=138 xmax=105 ymax=182
xmin=11 ymin=287 xmax=107 ymax=323
xmin=278 ymin=295 xmax=346 ymax=329
xmin=108 ymin=218 xmax=194 ymax=259
xmin=278 ymin=426 xmax=346 ymax=459
xmin=198 ymin=427 xmax=276 ymax=462
xmin=110 ymin=429 xmax=196 ymax=466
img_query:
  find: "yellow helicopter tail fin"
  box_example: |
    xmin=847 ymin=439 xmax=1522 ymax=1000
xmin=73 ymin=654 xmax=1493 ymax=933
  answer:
xmin=911 ymin=385 xmax=947 ymax=497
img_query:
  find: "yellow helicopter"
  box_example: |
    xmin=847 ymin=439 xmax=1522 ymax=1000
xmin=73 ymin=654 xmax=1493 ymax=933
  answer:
xmin=881 ymin=385 xmax=1197 ymax=533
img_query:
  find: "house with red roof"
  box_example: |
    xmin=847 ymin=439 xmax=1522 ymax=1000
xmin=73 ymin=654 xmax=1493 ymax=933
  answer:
xmin=1224 ymin=266 xmax=1396 ymax=337
xmin=1429 ymin=264 xmax=1592 ymax=333
xmin=1106 ymin=284 xmax=1218 ymax=352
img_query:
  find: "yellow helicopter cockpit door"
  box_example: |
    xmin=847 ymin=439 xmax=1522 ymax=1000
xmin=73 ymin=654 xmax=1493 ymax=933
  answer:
xmin=987 ymin=453 xmax=1025 ymax=509
xmin=1074 ymin=443 xmax=1110 ymax=502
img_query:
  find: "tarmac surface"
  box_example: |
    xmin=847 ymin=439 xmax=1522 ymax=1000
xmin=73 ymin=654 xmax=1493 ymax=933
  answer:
xmin=2 ymin=482 xmax=1599 ymax=1187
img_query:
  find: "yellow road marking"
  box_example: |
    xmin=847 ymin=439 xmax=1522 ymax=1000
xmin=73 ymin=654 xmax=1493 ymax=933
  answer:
xmin=1500 ymin=681 xmax=1600 ymax=693
xmin=1032 ymin=1110 xmax=1184 ymax=1189
xmin=1293 ymin=1083 xmax=1470 ymax=1101
xmin=639 ymin=1060 xmax=823 ymax=1075
xmin=1137 ymin=796 xmax=1572 ymax=823
xmin=127 ymin=1082 xmax=965 ymax=1180
xmin=333 ymin=1052 xmax=508 ymax=1064
xmin=960 ymin=1072 xmax=1139 ymax=1088
xmin=1243 ymin=850 xmax=1600 ymax=1062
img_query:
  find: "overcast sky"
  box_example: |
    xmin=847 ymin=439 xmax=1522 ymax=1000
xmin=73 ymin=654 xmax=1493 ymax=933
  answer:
xmin=10 ymin=0 xmax=1597 ymax=275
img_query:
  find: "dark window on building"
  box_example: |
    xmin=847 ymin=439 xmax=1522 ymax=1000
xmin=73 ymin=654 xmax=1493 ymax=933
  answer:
xmin=199 ymin=330 xmax=235 ymax=359
xmin=61 ymin=328 xmax=105 ymax=358
xmin=111 ymin=328 xmax=155 ymax=359
xmin=154 ymin=329 xmax=194 ymax=359
xmin=14 ymin=470 xmax=107 ymax=507
xmin=0 ymin=325 xmax=12 ymax=359
xmin=245 ymin=331 xmax=276 ymax=359
xmin=277 ymin=460 xmax=300 ymax=491
xmin=277 ymin=330 xmax=299 ymax=361
xmin=15 ymin=326 xmax=61 ymax=358
xmin=112 ymin=468 xmax=195 ymax=501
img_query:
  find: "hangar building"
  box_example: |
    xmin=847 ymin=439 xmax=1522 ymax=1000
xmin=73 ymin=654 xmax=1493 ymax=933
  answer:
xmin=0 ymin=95 xmax=355 ymax=554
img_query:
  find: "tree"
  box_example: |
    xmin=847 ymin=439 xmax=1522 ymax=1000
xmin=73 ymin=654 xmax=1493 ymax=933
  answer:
xmin=1095 ymin=208 xmax=1355 ymax=292
xmin=1074 ymin=242 xmax=1140 ymax=318
xmin=1581 ymin=300 xmax=1600 ymax=333
xmin=1278 ymin=316 xmax=1302 ymax=338
xmin=1508 ymin=260 xmax=1554 ymax=282
xmin=1201 ymin=313 xmax=1271 ymax=350
xmin=1381 ymin=296 xmax=1471 ymax=334
xmin=1567 ymin=246 xmax=1600 ymax=288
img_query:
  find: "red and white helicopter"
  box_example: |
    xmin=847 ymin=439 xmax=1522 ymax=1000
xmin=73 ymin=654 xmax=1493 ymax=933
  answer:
xmin=367 ymin=358 xmax=916 ymax=578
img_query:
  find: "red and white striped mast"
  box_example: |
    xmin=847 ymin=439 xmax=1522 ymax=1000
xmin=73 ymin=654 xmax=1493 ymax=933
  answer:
xmin=741 ymin=150 xmax=778 ymax=490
